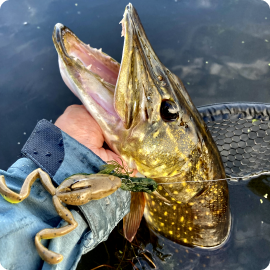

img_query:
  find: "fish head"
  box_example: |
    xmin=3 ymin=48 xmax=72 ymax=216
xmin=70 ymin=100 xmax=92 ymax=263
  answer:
xmin=52 ymin=4 xmax=218 ymax=181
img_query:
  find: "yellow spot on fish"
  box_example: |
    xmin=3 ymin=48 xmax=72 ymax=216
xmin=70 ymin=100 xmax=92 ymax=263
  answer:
xmin=150 ymin=212 xmax=153 ymax=216
xmin=173 ymin=191 xmax=178 ymax=194
xmin=165 ymin=193 xmax=169 ymax=196
xmin=160 ymin=222 xmax=164 ymax=226
xmin=260 ymin=199 xmax=263 ymax=204
xmin=158 ymin=186 xmax=163 ymax=190
xmin=188 ymin=227 xmax=192 ymax=231
xmin=169 ymin=231 xmax=173 ymax=235
xmin=206 ymin=212 xmax=209 ymax=215
xmin=184 ymin=239 xmax=187 ymax=243
xmin=171 ymin=198 xmax=175 ymax=201
xmin=164 ymin=211 xmax=168 ymax=216
xmin=153 ymin=130 xmax=159 ymax=138
xmin=180 ymin=216 xmax=184 ymax=222
xmin=151 ymin=159 xmax=160 ymax=165
xmin=182 ymin=182 xmax=187 ymax=187
xmin=188 ymin=202 xmax=194 ymax=206
xmin=151 ymin=195 xmax=154 ymax=199
xmin=148 ymin=216 xmax=152 ymax=222
xmin=154 ymin=209 xmax=157 ymax=212
xmin=152 ymin=201 xmax=155 ymax=206
xmin=158 ymin=228 xmax=161 ymax=231
xmin=194 ymin=216 xmax=198 ymax=219
xmin=173 ymin=205 xmax=177 ymax=210
xmin=177 ymin=201 xmax=181 ymax=204
xmin=200 ymin=200 xmax=205 ymax=204
xmin=169 ymin=184 xmax=173 ymax=188
xmin=159 ymin=202 xmax=162 ymax=206
xmin=172 ymin=222 xmax=175 ymax=225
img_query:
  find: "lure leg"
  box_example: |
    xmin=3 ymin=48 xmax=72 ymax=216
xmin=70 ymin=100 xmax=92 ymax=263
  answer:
xmin=0 ymin=168 xmax=55 ymax=203
xmin=35 ymin=196 xmax=78 ymax=264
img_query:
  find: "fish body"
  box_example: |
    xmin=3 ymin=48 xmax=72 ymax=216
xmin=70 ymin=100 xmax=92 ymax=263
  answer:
xmin=53 ymin=4 xmax=230 ymax=247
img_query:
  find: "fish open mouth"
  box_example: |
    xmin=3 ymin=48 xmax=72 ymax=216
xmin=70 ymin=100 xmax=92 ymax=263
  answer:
xmin=54 ymin=24 xmax=120 ymax=86
xmin=52 ymin=4 xmax=139 ymax=124
xmin=53 ymin=22 xmax=121 ymax=120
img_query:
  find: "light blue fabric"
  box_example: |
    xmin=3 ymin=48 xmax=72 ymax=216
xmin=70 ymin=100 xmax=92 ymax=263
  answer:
xmin=0 ymin=130 xmax=131 ymax=270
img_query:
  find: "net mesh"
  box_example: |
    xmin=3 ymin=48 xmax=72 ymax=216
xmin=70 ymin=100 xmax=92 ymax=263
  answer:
xmin=199 ymin=102 xmax=270 ymax=180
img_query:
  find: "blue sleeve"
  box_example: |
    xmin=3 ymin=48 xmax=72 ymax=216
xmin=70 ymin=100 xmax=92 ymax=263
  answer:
xmin=0 ymin=120 xmax=131 ymax=270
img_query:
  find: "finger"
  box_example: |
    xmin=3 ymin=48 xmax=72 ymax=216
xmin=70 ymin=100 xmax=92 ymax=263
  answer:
xmin=55 ymin=105 xmax=105 ymax=149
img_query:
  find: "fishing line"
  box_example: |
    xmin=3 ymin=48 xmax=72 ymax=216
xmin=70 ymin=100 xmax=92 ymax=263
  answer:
xmin=157 ymin=176 xmax=244 ymax=185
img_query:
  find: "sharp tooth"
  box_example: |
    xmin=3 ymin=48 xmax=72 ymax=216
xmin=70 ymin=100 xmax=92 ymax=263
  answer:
xmin=87 ymin=44 xmax=90 ymax=48
xmin=86 ymin=64 xmax=92 ymax=70
xmin=99 ymin=48 xmax=102 ymax=52
xmin=101 ymin=78 xmax=104 ymax=82
xmin=74 ymin=57 xmax=78 ymax=61
xmin=119 ymin=18 xmax=123 ymax=24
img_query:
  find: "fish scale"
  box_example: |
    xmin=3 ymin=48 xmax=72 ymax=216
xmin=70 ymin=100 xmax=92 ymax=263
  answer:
xmin=144 ymin=180 xmax=229 ymax=247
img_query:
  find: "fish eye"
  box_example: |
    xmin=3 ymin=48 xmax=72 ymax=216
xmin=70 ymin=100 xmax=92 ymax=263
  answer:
xmin=160 ymin=100 xmax=179 ymax=122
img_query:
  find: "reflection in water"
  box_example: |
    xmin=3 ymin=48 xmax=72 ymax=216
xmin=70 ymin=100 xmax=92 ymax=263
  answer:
xmin=133 ymin=229 xmax=231 ymax=270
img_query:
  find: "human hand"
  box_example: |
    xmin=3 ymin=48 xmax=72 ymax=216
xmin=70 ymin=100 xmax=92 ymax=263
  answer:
xmin=55 ymin=105 xmax=121 ymax=163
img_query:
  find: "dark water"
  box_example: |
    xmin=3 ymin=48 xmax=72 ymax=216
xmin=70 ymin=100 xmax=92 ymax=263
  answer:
xmin=1 ymin=0 xmax=270 ymax=269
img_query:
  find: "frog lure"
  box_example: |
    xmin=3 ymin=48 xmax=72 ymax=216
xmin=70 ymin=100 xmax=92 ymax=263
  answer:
xmin=0 ymin=161 xmax=157 ymax=264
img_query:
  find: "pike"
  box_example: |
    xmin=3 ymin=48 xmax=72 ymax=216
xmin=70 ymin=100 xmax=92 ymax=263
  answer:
xmin=53 ymin=3 xmax=230 ymax=247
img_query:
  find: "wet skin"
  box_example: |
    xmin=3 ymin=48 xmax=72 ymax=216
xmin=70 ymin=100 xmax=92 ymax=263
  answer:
xmin=0 ymin=169 xmax=121 ymax=264
xmin=52 ymin=3 xmax=230 ymax=248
